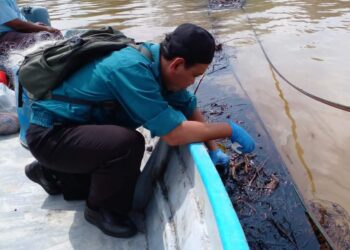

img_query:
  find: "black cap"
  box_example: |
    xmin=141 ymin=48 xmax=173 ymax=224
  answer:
xmin=161 ymin=23 xmax=215 ymax=65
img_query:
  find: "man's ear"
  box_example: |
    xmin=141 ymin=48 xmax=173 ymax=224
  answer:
xmin=169 ymin=57 xmax=185 ymax=72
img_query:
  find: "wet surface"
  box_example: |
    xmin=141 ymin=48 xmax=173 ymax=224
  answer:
xmin=195 ymin=48 xmax=333 ymax=249
xmin=9 ymin=0 xmax=350 ymax=248
xmin=211 ymin=1 xmax=350 ymax=215
xmin=309 ymin=199 xmax=350 ymax=250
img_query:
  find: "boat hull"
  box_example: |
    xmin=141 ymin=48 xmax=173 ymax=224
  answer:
xmin=0 ymin=136 xmax=248 ymax=249
xmin=141 ymin=140 xmax=249 ymax=250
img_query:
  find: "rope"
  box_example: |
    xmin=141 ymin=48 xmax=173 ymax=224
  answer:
xmin=241 ymin=7 xmax=350 ymax=112
xmin=240 ymin=7 xmax=338 ymax=249
xmin=194 ymin=73 xmax=206 ymax=95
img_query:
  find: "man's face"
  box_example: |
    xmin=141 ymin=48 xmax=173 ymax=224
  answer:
xmin=163 ymin=58 xmax=209 ymax=92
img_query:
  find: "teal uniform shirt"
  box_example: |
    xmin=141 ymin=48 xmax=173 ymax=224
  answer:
xmin=31 ymin=43 xmax=197 ymax=137
xmin=0 ymin=0 xmax=26 ymax=34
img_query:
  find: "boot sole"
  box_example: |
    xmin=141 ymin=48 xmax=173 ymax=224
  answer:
xmin=25 ymin=164 xmax=61 ymax=195
xmin=84 ymin=208 xmax=137 ymax=238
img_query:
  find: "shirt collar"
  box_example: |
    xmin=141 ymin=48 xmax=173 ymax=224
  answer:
xmin=143 ymin=43 xmax=161 ymax=80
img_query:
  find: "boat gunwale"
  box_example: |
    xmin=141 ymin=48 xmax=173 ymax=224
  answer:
xmin=188 ymin=143 xmax=249 ymax=250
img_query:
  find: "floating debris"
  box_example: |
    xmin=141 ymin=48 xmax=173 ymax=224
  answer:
xmin=309 ymin=199 xmax=350 ymax=250
xmin=265 ymin=174 xmax=279 ymax=194
xmin=209 ymin=0 xmax=246 ymax=10
xmin=200 ymin=97 xmax=333 ymax=249
xmin=228 ymin=153 xmax=280 ymax=196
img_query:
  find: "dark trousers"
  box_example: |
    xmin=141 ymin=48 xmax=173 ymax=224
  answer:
xmin=26 ymin=124 xmax=145 ymax=214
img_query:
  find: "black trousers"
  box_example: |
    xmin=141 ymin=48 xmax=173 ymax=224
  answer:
xmin=26 ymin=124 xmax=145 ymax=214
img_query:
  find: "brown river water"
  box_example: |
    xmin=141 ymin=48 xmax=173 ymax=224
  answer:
xmin=16 ymin=0 xmax=350 ymax=247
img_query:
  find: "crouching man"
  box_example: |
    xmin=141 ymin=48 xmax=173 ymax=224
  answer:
xmin=24 ymin=23 xmax=255 ymax=238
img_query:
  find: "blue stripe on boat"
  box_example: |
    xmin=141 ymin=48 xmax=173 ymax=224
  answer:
xmin=189 ymin=143 xmax=249 ymax=250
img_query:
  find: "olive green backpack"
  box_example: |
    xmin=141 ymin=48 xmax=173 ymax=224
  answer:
xmin=18 ymin=26 xmax=152 ymax=106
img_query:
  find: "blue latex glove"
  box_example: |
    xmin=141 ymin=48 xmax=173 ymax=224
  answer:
xmin=229 ymin=121 xmax=255 ymax=153
xmin=209 ymin=149 xmax=230 ymax=167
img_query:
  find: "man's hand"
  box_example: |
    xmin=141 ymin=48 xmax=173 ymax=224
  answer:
xmin=229 ymin=121 xmax=255 ymax=153
xmin=43 ymin=26 xmax=59 ymax=33
xmin=44 ymin=26 xmax=63 ymax=38
xmin=161 ymin=109 xmax=254 ymax=149
xmin=35 ymin=23 xmax=63 ymax=38
xmin=209 ymin=149 xmax=230 ymax=167
xmin=5 ymin=19 xmax=62 ymax=38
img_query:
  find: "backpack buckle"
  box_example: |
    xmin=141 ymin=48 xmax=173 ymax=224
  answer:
xmin=68 ymin=36 xmax=84 ymax=47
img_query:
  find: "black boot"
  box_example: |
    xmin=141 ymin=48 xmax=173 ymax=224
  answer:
xmin=25 ymin=160 xmax=61 ymax=195
xmin=84 ymin=204 xmax=137 ymax=238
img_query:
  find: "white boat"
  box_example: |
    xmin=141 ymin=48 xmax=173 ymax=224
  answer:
xmin=1 ymin=133 xmax=249 ymax=250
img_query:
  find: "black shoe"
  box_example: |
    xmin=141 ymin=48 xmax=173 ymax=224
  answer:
xmin=84 ymin=204 xmax=137 ymax=238
xmin=25 ymin=161 xmax=61 ymax=195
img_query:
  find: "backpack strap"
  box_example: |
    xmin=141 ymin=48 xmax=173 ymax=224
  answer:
xmin=18 ymin=81 xmax=24 ymax=107
xmin=49 ymin=94 xmax=120 ymax=109
xmin=50 ymin=94 xmax=122 ymax=125
xmin=50 ymin=43 xmax=154 ymax=107
xmin=130 ymin=43 xmax=153 ymax=62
